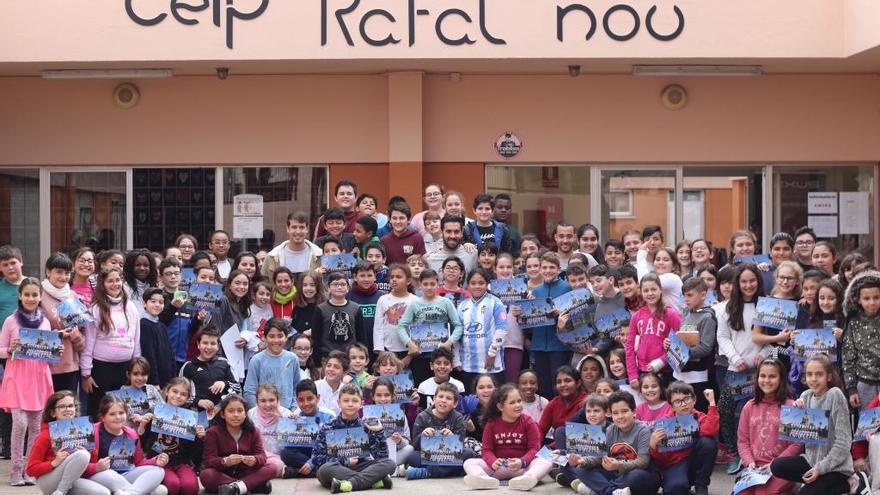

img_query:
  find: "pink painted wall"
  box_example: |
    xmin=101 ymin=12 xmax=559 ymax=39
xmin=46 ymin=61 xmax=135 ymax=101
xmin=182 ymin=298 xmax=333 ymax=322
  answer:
xmin=1 ymin=74 xmax=880 ymax=166
xmin=0 ymin=0 xmax=858 ymax=63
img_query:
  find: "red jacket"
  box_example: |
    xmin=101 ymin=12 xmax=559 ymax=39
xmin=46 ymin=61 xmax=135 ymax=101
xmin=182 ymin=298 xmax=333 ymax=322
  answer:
xmin=85 ymin=423 xmax=154 ymax=477
xmin=852 ymin=396 xmax=880 ymax=460
xmin=271 ymin=299 xmax=294 ymax=322
xmin=649 ymin=406 xmax=719 ymax=469
xmin=482 ymin=414 xmax=542 ymax=467
xmin=203 ymin=424 xmax=267 ymax=476
xmin=26 ymin=423 xmax=61 ymax=478
xmin=537 ymin=390 xmax=588 ymax=439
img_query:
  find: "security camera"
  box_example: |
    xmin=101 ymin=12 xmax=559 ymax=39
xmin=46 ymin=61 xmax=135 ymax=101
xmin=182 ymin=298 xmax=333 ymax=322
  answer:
xmin=568 ymin=65 xmax=581 ymax=77
xmin=216 ymin=68 xmax=229 ymax=80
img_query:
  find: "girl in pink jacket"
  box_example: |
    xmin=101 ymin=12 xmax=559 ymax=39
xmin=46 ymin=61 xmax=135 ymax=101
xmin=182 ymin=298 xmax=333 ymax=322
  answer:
xmin=625 ymin=273 xmax=681 ymax=389
xmin=737 ymin=358 xmax=803 ymax=495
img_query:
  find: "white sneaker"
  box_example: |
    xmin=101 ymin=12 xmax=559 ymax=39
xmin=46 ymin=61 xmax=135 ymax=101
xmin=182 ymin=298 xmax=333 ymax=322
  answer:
xmin=151 ymin=486 xmax=169 ymax=495
xmin=464 ymin=474 xmax=500 ymax=490
xmin=612 ymin=488 xmax=632 ymax=495
xmin=394 ymin=465 xmax=407 ymax=478
xmin=509 ymin=474 xmax=538 ymax=491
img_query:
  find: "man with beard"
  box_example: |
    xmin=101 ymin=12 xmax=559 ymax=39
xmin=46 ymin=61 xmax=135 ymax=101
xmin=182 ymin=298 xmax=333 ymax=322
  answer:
xmin=426 ymin=215 xmax=477 ymax=274
xmin=554 ymin=221 xmax=578 ymax=270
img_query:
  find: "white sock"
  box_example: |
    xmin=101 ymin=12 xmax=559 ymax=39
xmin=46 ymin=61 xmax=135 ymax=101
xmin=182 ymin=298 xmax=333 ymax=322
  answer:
xmin=236 ymin=481 xmax=248 ymax=494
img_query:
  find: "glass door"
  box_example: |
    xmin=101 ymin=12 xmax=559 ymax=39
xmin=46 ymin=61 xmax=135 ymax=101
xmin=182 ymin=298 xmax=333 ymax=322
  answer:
xmin=599 ymin=169 xmax=680 ymax=245
xmin=49 ymin=171 xmax=128 ymax=256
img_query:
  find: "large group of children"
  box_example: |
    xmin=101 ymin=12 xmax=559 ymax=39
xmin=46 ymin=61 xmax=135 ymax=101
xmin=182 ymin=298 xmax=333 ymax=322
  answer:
xmin=0 ymin=179 xmax=875 ymax=495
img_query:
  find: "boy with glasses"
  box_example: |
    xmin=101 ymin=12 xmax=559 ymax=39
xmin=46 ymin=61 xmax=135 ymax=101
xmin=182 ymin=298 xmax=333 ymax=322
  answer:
xmin=158 ymin=257 xmax=204 ymax=371
xmin=793 ymin=226 xmax=817 ymax=272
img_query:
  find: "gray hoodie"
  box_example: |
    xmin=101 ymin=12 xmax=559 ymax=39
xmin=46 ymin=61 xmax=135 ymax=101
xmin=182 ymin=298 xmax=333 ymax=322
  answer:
xmin=799 ymin=387 xmax=853 ymax=476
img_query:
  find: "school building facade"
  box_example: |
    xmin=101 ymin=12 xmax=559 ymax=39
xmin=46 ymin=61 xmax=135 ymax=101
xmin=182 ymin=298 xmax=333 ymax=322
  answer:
xmin=0 ymin=0 xmax=878 ymax=273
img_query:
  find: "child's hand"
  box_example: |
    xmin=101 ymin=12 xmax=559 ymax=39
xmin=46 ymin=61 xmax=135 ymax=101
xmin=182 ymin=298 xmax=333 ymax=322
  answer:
xmin=484 ymin=355 xmax=496 ymax=370
xmin=854 ymin=458 xmax=868 ymax=473
xmin=747 ymin=462 xmax=756 ymax=469
xmin=439 ymin=340 xmax=453 ymax=351
xmin=777 ymin=330 xmax=792 ymax=344
xmin=172 ymin=297 xmax=185 ymax=309
xmin=734 ymin=359 xmax=748 ymax=372
xmin=209 ymin=381 xmax=226 ymax=394
xmin=348 ymin=457 xmax=359 ymax=467
xmin=141 ymin=413 xmax=154 ymax=424
xmin=794 ymin=398 xmax=805 ymax=408
xmin=567 ymin=453 xmax=585 ymax=466
xmin=410 ymin=390 xmax=420 ymax=404
xmin=195 ymin=425 xmax=206 ymax=438
xmin=851 ymin=393 xmax=862 ymax=409
xmin=662 ymin=338 xmax=671 ymax=351
xmin=241 ymin=456 xmax=257 ymax=467
xmin=82 ymin=376 xmax=98 ymax=394
xmin=466 ymin=418 xmax=475 ymax=432
xmin=198 ymin=399 xmax=215 ymax=411
xmin=629 ymin=379 xmax=639 ymax=390
xmin=390 ymin=432 xmax=402 ymax=444
xmin=234 ymin=338 xmax=247 ymax=349
xmin=299 ymin=464 xmax=313 ymax=475
xmin=507 ymin=458 xmax=522 ymax=471
xmin=556 ymin=312 xmax=570 ymax=330
xmin=51 ymin=450 xmax=70 ymax=467
xmin=439 ymin=428 xmax=453 ymax=436
xmin=155 ymin=453 xmax=169 ymax=467
xmin=197 ymin=310 xmax=208 ymax=321
xmin=421 ymin=427 xmax=435 ymax=437
xmin=463 ymin=243 xmax=477 ymax=254
xmin=601 ymin=457 xmax=620 ymax=472
xmin=342 ymin=374 xmax=353 ymax=384
xmin=491 ymin=458 xmax=503 ymax=470
xmin=703 ymin=389 xmax=716 ymax=406
xmin=96 ymin=457 xmax=111 ymax=472
xmin=649 ymin=429 xmax=666 ymax=450
xmin=833 ymin=327 xmax=844 ymax=340
xmin=407 ymin=341 xmax=421 ymax=356
xmin=757 ymin=262 xmax=771 ymax=272
xmin=58 ymin=344 xmax=65 ymax=356
xmin=225 ymin=454 xmax=243 ymax=466
xmin=131 ymin=414 xmax=143 ymax=424
xmin=364 ymin=375 xmax=376 ymax=389
xmin=802 ymin=466 xmax=819 ymax=484
xmin=510 ymin=305 xmax=523 ymax=317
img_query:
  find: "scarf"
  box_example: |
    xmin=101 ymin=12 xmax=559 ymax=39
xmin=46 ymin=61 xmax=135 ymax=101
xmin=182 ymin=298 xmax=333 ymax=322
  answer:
xmin=107 ymin=294 xmax=124 ymax=305
xmin=15 ymin=305 xmax=44 ymax=329
xmin=41 ymin=279 xmax=72 ymax=301
xmin=351 ymin=282 xmax=378 ymax=296
xmin=256 ymin=407 xmax=281 ymax=427
xmin=273 ymin=289 xmax=296 ymax=305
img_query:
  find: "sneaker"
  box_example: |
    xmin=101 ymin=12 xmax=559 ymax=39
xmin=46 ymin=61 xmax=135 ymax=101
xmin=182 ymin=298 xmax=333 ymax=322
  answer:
xmin=571 ymin=480 xmax=598 ymax=495
xmin=218 ymin=483 xmax=240 ymax=495
xmin=371 ymin=476 xmax=393 ymax=490
xmin=394 ymin=465 xmax=407 ymax=478
xmin=405 ymin=467 xmax=430 ymax=480
xmin=464 ymin=474 xmax=500 ymax=490
xmin=694 ymin=486 xmax=709 ymax=495
xmin=150 ymin=486 xmax=168 ymax=495
xmin=549 ymin=468 xmax=562 ymax=481
xmin=282 ymin=466 xmax=298 ymax=479
xmin=252 ymin=481 xmax=272 ymax=494
xmin=612 ymin=488 xmax=631 ymax=495
xmin=509 ymin=474 xmax=538 ymax=491
xmin=51 ymin=491 xmax=64 ymax=495
xmin=556 ymin=471 xmax=574 ymax=488
xmin=23 ymin=476 xmax=36 ymax=487
xmin=330 ymin=479 xmax=353 ymax=494
xmin=9 ymin=475 xmax=26 ymax=487
xmin=726 ymin=455 xmax=742 ymax=475
xmin=855 ymin=471 xmax=871 ymax=495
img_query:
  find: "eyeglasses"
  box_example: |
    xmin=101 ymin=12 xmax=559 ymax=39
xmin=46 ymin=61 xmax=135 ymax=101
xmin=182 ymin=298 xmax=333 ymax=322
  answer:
xmin=163 ymin=271 xmax=181 ymax=277
xmin=671 ymin=396 xmax=694 ymax=408
xmin=777 ymin=275 xmax=797 ymax=282
xmin=692 ymin=247 xmax=709 ymax=253
xmin=795 ymin=240 xmax=815 ymax=246
xmin=76 ymin=259 xmax=95 ymax=265
xmin=425 ymin=192 xmax=443 ymax=198
xmin=329 ymin=282 xmax=348 ymax=288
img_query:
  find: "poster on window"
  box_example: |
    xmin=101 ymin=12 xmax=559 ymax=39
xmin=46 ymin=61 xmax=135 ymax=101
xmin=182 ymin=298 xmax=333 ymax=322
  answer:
xmin=232 ymin=194 xmax=264 ymax=239
xmin=839 ymin=192 xmax=870 ymax=235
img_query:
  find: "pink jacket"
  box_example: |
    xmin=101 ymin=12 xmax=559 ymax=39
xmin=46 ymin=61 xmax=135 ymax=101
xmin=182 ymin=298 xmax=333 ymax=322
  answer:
xmin=79 ymin=300 xmax=141 ymax=377
xmin=625 ymin=305 xmax=681 ymax=381
xmin=737 ymin=398 xmax=803 ymax=466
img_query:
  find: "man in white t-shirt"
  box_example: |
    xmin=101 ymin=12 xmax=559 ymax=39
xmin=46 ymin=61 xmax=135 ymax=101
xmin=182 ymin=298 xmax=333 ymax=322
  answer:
xmin=425 ymin=215 xmax=477 ymax=274
xmin=262 ymin=211 xmax=322 ymax=278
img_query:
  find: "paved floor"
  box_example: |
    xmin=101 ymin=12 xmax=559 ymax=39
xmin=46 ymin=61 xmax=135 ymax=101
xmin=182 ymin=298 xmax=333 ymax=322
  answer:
xmin=0 ymin=461 xmax=737 ymax=495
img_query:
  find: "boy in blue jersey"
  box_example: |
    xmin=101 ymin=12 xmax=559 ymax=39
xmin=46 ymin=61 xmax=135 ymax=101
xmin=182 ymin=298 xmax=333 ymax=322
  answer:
xmin=455 ymin=267 xmax=508 ymax=389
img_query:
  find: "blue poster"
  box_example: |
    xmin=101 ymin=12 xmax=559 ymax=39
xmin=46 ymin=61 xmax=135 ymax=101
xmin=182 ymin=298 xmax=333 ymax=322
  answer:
xmin=187 ymin=282 xmax=223 ymax=310
xmin=854 ymin=407 xmax=880 ymax=441
xmin=732 ymin=467 xmax=772 ymax=495
xmin=108 ymin=436 xmax=137 ymax=472
xmin=666 ymin=332 xmax=690 ymax=373
xmin=779 ymin=406 xmax=829 ymax=445
xmin=363 ymin=404 xmax=406 ymax=436
xmin=791 ymin=329 xmax=837 ymax=361
xmin=653 ymin=414 xmax=700 ymax=452
xmin=727 ymin=371 xmax=755 ymax=401
xmin=514 ymin=299 xmax=555 ymax=329
xmin=595 ymin=307 xmax=631 ymax=339
xmin=325 ymin=427 xmax=370 ymax=459
xmin=553 ymin=288 xmax=596 ymax=328
xmin=16 ymin=328 xmax=62 ymax=364
xmin=276 ymin=417 xmax=321 ymax=447
xmin=49 ymin=416 xmax=94 ymax=453
xmin=420 ymin=435 xmax=464 ymax=466
xmin=565 ymin=422 xmax=607 ymax=457
xmin=409 ymin=322 xmax=449 ymax=353
xmin=753 ymin=297 xmax=798 ymax=331
xmin=490 ymin=278 xmax=529 ymax=305
xmin=56 ymin=298 xmax=95 ymax=328
xmin=152 ymin=403 xmax=198 ymax=441
xmin=389 ymin=373 xmax=414 ymax=403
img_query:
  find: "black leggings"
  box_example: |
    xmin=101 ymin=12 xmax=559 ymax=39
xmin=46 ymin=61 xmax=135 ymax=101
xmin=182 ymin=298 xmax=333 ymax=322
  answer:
xmin=87 ymin=360 xmax=129 ymax=420
xmin=770 ymin=456 xmax=849 ymax=495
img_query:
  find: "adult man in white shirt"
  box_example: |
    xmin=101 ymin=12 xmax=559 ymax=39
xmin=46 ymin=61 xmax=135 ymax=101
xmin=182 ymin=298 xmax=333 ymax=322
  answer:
xmin=262 ymin=211 xmax=322 ymax=277
xmin=426 ymin=215 xmax=477 ymax=274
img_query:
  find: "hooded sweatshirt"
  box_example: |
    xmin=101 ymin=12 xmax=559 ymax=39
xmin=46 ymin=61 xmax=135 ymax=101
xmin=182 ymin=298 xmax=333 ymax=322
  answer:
xmin=576 ymin=354 xmax=609 ymax=393
xmin=381 ymin=229 xmax=426 ymax=265
xmin=737 ymin=397 xmax=802 ymax=467
xmin=349 ymin=283 xmax=386 ymax=353
xmin=842 ymin=270 xmax=880 ymax=393
xmin=626 ymin=305 xmax=681 ymax=381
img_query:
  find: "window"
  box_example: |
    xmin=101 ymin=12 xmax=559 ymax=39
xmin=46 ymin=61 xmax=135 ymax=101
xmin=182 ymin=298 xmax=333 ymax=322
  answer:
xmin=0 ymin=170 xmax=40 ymax=275
xmin=50 ymin=171 xmax=126 ymax=256
xmin=486 ymin=165 xmax=590 ymax=249
xmin=134 ymin=168 xmax=216 ymax=252
xmin=606 ymin=191 xmax=633 ymax=218
xmin=222 ymin=166 xmax=328 ymax=254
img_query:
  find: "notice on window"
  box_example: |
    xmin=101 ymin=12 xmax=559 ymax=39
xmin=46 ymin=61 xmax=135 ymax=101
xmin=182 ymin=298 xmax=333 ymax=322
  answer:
xmin=232 ymin=194 xmax=264 ymax=239
xmin=807 ymin=192 xmax=837 ymax=214
xmin=839 ymin=192 xmax=870 ymax=235
xmin=808 ymin=215 xmax=838 ymax=238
